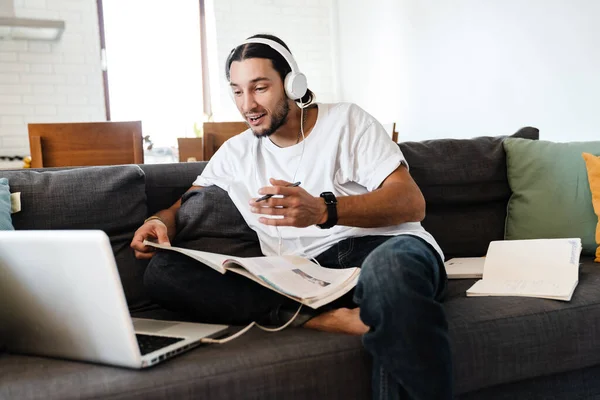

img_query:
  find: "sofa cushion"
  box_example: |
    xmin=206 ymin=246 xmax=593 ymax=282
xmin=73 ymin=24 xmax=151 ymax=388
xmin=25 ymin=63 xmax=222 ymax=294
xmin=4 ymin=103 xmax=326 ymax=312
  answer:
xmin=174 ymin=186 xmax=263 ymax=257
xmin=583 ymin=153 xmax=600 ymax=262
xmin=399 ymin=127 xmax=539 ymax=258
xmin=504 ymin=139 xmax=600 ymax=256
xmin=0 ymin=178 xmax=13 ymax=230
xmin=446 ymin=257 xmax=600 ymax=394
xmin=139 ymin=162 xmax=207 ymax=216
xmin=458 ymin=364 xmax=600 ymax=400
xmin=0 ymin=327 xmax=370 ymax=400
xmin=1 ymin=166 xmax=150 ymax=311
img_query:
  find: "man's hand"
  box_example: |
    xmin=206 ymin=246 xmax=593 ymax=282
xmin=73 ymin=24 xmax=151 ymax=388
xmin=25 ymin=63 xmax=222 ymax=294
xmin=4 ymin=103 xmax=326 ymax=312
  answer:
xmin=249 ymin=178 xmax=327 ymax=227
xmin=130 ymin=219 xmax=171 ymax=259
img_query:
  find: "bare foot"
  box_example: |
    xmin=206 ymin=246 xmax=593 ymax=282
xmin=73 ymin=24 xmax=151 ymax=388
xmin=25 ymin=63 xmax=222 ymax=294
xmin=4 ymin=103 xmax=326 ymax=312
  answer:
xmin=303 ymin=307 xmax=369 ymax=335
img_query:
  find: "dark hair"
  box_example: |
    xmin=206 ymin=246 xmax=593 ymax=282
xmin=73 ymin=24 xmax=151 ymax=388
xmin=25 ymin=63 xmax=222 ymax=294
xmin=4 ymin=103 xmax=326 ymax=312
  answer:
xmin=225 ymin=33 xmax=315 ymax=104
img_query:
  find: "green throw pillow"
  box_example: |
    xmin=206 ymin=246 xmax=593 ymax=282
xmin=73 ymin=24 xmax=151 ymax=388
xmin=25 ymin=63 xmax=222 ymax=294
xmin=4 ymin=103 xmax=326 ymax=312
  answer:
xmin=0 ymin=178 xmax=14 ymax=230
xmin=504 ymin=138 xmax=600 ymax=255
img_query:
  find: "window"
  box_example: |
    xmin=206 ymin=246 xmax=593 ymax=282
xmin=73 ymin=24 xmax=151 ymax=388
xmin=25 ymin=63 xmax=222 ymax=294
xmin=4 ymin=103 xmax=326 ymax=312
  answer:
xmin=98 ymin=0 xmax=208 ymax=152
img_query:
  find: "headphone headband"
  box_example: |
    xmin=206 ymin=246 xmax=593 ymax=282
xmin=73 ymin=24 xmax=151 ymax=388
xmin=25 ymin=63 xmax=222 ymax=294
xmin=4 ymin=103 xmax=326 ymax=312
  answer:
xmin=235 ymin=37 xmax=308 ymax=101
xmin=242 ymin=38 xmax=300 ymax=75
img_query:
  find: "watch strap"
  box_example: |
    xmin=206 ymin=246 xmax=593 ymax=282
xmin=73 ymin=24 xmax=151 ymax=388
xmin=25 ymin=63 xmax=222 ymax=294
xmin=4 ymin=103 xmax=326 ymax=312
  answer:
xmin=317 ymin=192 xmax=338 ymax=229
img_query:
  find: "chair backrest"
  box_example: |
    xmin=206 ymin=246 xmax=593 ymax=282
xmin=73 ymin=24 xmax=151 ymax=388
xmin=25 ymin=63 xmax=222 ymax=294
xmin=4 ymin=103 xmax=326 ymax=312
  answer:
xmin=177 ymin=137 xmax=204 ymax=162
xmin=28 ymin=121 xmax=144 ymax=168
xmin=391 ymin=122 xmax=399 ymax=143
xmin=202 ymin=122 xmax=248 ymax=161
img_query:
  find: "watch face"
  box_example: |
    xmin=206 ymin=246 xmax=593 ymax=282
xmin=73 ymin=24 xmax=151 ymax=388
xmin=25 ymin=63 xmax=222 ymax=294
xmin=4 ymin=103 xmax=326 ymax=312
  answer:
xmin=320 ymin=191 xmax=337 ymax=204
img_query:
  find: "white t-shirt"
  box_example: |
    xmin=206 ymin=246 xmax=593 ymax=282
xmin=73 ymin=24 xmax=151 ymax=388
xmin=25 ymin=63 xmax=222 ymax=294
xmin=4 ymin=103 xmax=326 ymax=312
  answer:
xmin=193 ymin=102 xmax=443 ymax=260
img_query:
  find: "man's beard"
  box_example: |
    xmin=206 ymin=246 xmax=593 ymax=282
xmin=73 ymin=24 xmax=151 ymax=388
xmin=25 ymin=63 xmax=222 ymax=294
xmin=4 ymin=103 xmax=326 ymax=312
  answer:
xmin=249 ymin=95 xmax=290 ymax=138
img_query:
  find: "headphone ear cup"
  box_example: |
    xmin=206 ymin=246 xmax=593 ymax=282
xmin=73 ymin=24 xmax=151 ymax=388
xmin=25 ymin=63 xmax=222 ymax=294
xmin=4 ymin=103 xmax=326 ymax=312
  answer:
xmin=284 ymin=72 xmax=308 ymax=100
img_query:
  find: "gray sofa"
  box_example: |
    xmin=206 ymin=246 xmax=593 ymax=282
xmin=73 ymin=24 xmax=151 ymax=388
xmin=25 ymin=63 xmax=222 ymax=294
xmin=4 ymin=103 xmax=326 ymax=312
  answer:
xmin=2 ymin=128 xmax=600 ymax=400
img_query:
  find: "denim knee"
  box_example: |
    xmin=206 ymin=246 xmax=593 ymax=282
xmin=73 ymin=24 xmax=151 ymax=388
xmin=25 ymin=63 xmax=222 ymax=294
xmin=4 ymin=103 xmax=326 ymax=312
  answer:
xmin=354 ymin=235 xmax=444 ymax=306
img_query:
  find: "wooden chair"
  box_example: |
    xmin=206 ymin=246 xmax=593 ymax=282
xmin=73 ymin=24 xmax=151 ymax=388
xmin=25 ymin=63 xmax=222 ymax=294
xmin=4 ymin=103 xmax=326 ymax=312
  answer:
xmin=202 ymin=121 xmax=248 ymax=161
xmin=28 ymin=121 xmax=144 ymax=168
xmin=382 ymin=122 xmax=399 ymax=143
xmin=177 ymin=137 xmax=204 ymax=162
xmin=391 ymin=122 xmax=399 ymax=143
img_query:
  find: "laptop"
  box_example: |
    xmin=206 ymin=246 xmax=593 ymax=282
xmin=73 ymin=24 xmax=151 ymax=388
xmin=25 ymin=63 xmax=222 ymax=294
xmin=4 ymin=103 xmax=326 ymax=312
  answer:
xmin=0 ymin=230 xmax=229 ymax=369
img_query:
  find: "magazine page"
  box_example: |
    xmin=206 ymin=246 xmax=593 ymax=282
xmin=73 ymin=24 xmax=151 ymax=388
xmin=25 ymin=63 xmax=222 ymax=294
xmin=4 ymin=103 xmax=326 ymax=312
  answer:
xmin=143 ymin=241 xmax=228 ymax=274
xmin=304 ymin=273 xmax=360 ymax=309
xmin=142 ymin=241 xmax=361 ymax=309
xmin=226 ymin=266 xmax=360 ymax=309
xmin=225 ymin=255 xmax=359 ymax=300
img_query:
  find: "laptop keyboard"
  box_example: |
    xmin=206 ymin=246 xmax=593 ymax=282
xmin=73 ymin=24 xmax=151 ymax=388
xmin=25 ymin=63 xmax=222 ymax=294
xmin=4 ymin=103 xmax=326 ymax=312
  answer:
xmin=136 ymin=334 xmax=185 ymax=355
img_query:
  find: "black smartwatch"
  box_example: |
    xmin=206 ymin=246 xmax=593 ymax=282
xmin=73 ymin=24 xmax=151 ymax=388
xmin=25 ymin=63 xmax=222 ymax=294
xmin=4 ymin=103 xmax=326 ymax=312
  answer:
xmin=317 ymin=192 xmax=338 ymax=229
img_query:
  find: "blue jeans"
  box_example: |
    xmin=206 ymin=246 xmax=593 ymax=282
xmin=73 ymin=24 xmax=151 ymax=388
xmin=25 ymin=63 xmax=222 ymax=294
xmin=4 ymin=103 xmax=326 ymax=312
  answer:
xmin=144 ymin=234 xmax=451 ymax=400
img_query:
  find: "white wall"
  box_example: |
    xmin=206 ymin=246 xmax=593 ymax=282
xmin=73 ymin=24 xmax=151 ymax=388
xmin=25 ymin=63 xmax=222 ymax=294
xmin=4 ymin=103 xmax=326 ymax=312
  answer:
xmin=336 ymin=0 xmax=600 ymax=142
xmin=0 ymin=0 xmax=106 ymax=157
xmin=208 ymin=0 xmax=338 ymax=121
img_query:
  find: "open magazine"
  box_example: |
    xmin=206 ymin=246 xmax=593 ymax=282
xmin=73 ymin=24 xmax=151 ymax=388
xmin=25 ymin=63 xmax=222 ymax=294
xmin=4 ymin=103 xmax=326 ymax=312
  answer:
xmin=143 ymin=241 xmax=360 ymax=309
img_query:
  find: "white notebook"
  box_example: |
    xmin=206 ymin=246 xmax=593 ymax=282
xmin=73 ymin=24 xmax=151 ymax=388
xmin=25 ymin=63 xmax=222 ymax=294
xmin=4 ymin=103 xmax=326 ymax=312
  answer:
xmin=444 ymin=257 xmax=485 ymax=279
xmin=466 ymin=238 xmax=582 ymax=301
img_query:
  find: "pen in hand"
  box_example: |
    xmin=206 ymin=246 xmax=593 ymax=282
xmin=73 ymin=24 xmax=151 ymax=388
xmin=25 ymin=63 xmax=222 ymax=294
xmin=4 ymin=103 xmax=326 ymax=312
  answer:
xmin=256 ymin=181 xmax=301 ymax=202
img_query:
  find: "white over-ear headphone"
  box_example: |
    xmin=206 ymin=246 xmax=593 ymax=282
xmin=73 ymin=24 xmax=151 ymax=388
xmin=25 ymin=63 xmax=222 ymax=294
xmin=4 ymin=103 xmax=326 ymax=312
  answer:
xmin=239 ymin=37 xmax=308 ymax=100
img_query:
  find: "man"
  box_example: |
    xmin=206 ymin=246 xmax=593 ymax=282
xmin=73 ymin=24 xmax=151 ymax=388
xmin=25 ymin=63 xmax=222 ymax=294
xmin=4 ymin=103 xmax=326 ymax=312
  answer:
xmin=131 ymin=34 xmax=452 ymax=400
